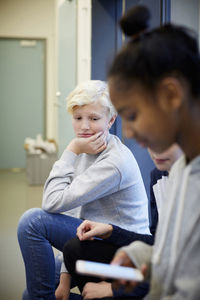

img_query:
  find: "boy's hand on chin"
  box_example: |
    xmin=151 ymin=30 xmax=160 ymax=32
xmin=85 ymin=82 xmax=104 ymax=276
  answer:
xmin=67 ymin=131 xmax=108 ymax=155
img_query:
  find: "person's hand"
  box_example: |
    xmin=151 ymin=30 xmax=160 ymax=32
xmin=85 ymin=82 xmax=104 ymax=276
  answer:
xmin=111 ymin=250 xmax=135 ymax=268
xmin=77 ymin=220 xmax=113 ymax=241
xmin=55 ymin=273 xmax=71 ymax=300
xmin=111 ymin=251 xmax=147 ymax=293
xmin=55 ymin=284 xmax=69 ymax=300
xmin=82 ymin=281 xmax=113 ymax=300
xmin=67 ymin=131 xmax=108 ymax=155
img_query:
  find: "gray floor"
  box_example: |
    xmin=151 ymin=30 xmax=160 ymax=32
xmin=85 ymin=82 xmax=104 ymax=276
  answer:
xmin=0 ymin=169 xmax=43 ymax=300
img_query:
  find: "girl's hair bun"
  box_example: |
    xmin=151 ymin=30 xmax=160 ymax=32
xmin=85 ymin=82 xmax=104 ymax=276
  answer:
xmin=119 ymin=5 xmax=151 ymax=37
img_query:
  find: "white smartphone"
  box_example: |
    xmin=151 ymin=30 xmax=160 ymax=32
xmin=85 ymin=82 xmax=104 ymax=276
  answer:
xmin=76 ymin=260 xmax=144 ymax=282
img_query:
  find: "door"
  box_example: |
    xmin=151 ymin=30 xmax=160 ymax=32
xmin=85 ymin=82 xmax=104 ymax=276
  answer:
xmin=0 ymin=38 xmax=45 ymax=168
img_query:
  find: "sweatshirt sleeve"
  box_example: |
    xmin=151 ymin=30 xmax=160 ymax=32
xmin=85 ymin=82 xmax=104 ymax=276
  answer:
xmin=42 ymin=150 xmax=121 ymax=213
xmin=60 ymin=261 xmax=68 ymax=273
xmin=119 ymin=241 xmax=153 ymax=282
xmin=107 ymin=225 xmax=154 ymax=246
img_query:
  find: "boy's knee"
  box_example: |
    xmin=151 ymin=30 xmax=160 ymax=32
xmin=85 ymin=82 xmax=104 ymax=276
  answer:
xmin=17 ymin=208 xmax=44 ymax=238
xmin=22 ymin=288 xmax=30 ymax=300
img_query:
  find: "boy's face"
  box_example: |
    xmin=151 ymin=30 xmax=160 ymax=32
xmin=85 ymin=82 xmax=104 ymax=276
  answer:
xmin=109 ymin=79 xmax=180 ymax=153
xmin=148 ymin=144 xmax=183 ymax=171
xmin=72 ymin=102 xmax=113 ymax=138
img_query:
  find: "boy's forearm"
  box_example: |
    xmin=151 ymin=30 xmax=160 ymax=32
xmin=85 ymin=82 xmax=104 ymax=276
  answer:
xmin=59 ymin=272 xmax=71 ymax=287
xmin=55 ymin=272 xmax=71 ymax=300
xmin=107 ymin=225 xmax=154 ymax=246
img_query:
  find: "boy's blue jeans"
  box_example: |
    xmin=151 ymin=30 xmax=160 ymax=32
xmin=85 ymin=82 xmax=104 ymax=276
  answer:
xmin=17 ymin=208 xmax=82 ymax=300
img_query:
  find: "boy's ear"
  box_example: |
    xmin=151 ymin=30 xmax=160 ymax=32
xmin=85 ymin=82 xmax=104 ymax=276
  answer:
xmin=108 ymin=115 xmax=117 ymax=129
xmin=157 ymin=77 xmax=184 ymax=112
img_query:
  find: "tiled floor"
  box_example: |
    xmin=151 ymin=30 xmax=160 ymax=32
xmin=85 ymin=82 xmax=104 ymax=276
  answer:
xmin=0 ymin=169 xmax=43 ymax=299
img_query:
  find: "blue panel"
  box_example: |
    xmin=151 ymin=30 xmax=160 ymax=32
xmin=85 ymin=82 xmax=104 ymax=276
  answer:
xmin=91 ymin=0 xmax=163 ymax=203
xmin=92 ymin=0 xmax=123 ymax=138
xmin=125 ymin=0 xmax=161 ymax=28
xmin=124 ymin=139 xmax=155 ymax=199
xmin=118 ymin=1 xmax=161 ymax=200
xmin=92 ymin=0 xmax=122 ymax=80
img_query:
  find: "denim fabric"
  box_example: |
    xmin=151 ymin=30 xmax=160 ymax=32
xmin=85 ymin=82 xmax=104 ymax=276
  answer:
xmin=18 ymin=208 xmax=82 ymax=300
xmin=22 ymin=254 xmax=62 ymax=300
xmin=22 ymin=290 xmax=82 ymax=300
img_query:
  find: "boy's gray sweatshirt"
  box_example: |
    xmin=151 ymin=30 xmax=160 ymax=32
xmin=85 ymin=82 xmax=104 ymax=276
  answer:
xmin=42 ymin=134 xmax=150 ymax=234
xmin=121 ymin=155 xmax=200 ymax=299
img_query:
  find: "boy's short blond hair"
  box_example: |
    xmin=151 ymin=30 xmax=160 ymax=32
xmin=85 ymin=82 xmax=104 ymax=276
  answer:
xmin=66 ymin=80 xmax=117 ymax=119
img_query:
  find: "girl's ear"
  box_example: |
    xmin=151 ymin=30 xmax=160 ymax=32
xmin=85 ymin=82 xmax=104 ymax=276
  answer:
xmin=108 ymin=114 xmax=117 ymax=129
xmin=157 ymin=77 xmax=184 ymax=112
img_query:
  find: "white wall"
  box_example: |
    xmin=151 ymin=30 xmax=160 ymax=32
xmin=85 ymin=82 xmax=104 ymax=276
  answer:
xmin=171 ymin=0 xmax=200 ymax=37
xmin=57 ymin=0 xmax=77 ymax=154
xmin=77 ymin=0 xmax=91 ymax=84
xmin=57 ymin=0 xmax=92 ymax=155
xmin=0 ymin=0 xmax=57 ymax=140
